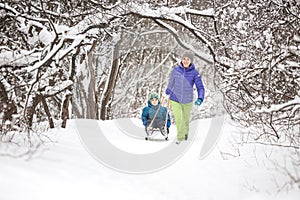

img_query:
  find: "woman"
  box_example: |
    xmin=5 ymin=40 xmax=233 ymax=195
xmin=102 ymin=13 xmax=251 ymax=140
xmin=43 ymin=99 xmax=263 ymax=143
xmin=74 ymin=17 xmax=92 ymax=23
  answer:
xmin=165 ymin=50 xmax=205 ymax=144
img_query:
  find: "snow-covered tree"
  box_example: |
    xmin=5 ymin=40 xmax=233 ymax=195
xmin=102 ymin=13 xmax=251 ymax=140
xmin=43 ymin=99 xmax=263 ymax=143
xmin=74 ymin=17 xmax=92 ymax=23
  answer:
xmin=0 ymin=0 xmax=118 ymax=133
xmin=213 ymin=0 xmax=300 ymax=148
xmin=0 ymin=0 xmax=299 ymax=189
xmin=1 ymin=0 xmax=299 ymax=151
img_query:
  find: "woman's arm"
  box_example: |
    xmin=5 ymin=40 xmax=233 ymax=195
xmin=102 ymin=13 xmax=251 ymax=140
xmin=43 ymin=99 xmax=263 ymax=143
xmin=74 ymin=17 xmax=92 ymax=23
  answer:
xmin=194 ymin=71 xmax=205 ymax=101
xmin=165 ymin=69 xmax=176 ymax=95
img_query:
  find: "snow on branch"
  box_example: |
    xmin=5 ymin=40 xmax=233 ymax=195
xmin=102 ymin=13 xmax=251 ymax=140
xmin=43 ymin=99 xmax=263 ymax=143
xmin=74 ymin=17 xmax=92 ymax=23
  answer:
xmin=185 ymin=8 xmax=214 ymax=17
xmin=256 ymin=97 xmax=300 ymax=113
xmin=25 ymin=38 xmax=64 ymax=72
xmin=89 ymin=0 xmax=121 ymax=10
xmin=0 ymin=3 xmax=48 ymax=23
xmin=57 ymin=34 xmax=85 ymax=60
xmin=154 ymin=19 xmax=213 ymax=64
xmin=42 ymin=80 xmax=73 ymax=97
xmin=129 ymin=3 xmax=214 ymax=18
xmin=127 ymin=3 xmax=214 ymax=52
xmin=0 ymin=50 xmax=40 ymax=66
xmin=25 ymin=32 xmax=85 ymax=72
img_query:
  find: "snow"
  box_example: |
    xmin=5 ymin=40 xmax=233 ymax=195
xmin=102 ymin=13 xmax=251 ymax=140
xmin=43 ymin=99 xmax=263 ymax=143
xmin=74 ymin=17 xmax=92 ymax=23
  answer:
xmin=155 ymin=19 xmax=212 ymax=63
xmin=186 ymin=8 xmax=214 ymax=16
xmin=128 ymin=2 xmax=214 ymax=53
xmin=0 ymin=118 xmax=299 ymax=200
xmin=236 ymin=20 xmax=247 ymax=35
xmin=294 ymin=34 xmax=300 ymax=42
xmin=26 ymin=39 xmax=65 ymax=72
xmin=39 ymin=28 xmax=54 ymax=46
xmin=286 ymin=61 xmax=300 ymax=68
xmin=43 ymin=80 xmax=73 ymax=96
xmin=0 ymin=50 xmax=40 ymax=66
xmin=1 ymin=2 xmax=299 ymax=198
xmin=256 ymin=97 xmax=300 ymax=113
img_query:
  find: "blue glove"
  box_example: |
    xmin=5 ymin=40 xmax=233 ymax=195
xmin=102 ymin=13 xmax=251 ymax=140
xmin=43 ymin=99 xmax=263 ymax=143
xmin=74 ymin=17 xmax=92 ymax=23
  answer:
xmin=194 ymin=98 xmax=202 ymax=106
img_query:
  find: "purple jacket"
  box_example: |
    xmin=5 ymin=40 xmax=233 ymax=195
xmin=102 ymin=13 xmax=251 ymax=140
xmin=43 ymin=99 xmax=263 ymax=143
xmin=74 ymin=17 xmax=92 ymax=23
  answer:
xmin=165 ymin=62 xmax=205 ymax=104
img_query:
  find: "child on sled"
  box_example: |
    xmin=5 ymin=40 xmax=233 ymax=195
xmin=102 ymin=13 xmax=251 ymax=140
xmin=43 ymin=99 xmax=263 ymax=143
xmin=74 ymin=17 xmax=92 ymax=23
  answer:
xmin=141 ymin=92 xmax=171 ymax=140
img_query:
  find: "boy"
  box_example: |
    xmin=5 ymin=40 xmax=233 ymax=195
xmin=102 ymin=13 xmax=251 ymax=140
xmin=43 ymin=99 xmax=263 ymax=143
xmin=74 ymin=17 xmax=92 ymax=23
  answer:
xmin=142 ymin=92 xmax=171 ymax=135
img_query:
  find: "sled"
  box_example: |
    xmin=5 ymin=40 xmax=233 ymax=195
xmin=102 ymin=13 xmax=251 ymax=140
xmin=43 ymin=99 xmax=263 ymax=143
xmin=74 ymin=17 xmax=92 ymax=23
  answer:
xmin=145 ymin=96 xmax=170 ymax=141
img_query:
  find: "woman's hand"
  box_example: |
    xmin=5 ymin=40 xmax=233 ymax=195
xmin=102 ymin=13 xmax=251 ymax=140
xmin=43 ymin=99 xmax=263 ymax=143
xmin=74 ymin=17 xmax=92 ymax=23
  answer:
xmin=194 ymin=98 xmax=203 ymax=106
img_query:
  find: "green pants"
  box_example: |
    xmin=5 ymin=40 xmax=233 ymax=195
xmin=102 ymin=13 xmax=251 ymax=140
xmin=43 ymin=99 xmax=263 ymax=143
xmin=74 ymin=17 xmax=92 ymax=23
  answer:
xmin=170 ymin=100 xmax=193 ymax=141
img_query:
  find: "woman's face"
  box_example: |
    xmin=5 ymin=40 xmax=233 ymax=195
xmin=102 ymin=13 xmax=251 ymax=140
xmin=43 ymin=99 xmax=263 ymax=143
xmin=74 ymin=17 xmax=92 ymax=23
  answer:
xmin=182 ymin=57 xmax=191 ymax=68
xmin=150 ymin=98 xmax=158 ymax=106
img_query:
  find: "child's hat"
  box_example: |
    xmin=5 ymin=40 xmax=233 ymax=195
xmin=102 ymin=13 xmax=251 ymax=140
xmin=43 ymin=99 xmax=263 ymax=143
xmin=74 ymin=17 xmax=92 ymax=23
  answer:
xmin=148 ymin=92 xmax=159 ymax=101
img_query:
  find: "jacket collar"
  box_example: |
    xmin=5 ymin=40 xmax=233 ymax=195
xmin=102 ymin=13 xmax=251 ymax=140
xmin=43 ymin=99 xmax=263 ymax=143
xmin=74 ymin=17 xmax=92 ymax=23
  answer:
xmin=179 ymin=62 xmax=195 ymax=71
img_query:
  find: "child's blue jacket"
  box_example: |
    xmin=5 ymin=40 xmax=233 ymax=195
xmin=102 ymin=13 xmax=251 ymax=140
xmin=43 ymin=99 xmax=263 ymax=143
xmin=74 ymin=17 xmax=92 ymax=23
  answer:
xmin=142 ymin=101 xmax=171 ymax=128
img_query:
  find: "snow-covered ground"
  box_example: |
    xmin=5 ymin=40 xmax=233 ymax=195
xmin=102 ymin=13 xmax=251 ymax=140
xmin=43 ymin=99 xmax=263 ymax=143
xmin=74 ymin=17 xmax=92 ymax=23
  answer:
xmin=0 ymin=118 xmax=299 ymax=200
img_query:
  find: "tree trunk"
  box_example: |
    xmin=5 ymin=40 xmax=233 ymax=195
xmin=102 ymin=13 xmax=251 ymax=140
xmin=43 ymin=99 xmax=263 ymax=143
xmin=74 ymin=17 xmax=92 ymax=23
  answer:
xmin=71 ymin=42 xmax=98 ymax=120
xmin=41 ymin=95 xmax=54 ymax=128
xmin=61 ymin=47 xmax=80 ymax=127
xmin=26 ymin=95 xmax=42 ymax=129
xmin=61 ymin=94 xmax=72 ymax=128
xmin=100 ymin=39 xmax=121 ymax=120
xmin=85 ymin=41 xmax=97 ymax=119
